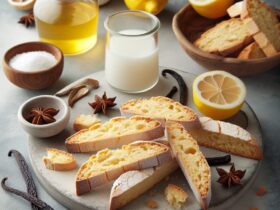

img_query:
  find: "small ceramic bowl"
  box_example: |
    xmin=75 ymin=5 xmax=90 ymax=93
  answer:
xmin=172 ymin=4 xmax=280 ymax=77
xmin=3 ymin=42 xmax=64 ymax=90
xmin=8 ymin=0 xmax=35 ymax=10
xmin=18 ymin=95 xmax=70 ymax=138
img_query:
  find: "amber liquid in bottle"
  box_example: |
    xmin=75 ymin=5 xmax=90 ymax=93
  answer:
xmin=34 ymin=0 xmax=98 ymax=55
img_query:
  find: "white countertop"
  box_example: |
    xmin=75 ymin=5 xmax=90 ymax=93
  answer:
xmin=0 ymin=0 xmax=280 ymax=209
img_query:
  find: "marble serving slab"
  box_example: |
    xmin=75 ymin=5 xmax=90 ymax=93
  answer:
xmin=28 ymin=68 xmax=262 ymax=210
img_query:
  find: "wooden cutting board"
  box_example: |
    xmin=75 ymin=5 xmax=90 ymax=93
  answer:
xmin=28 ymin=68 xmax=262 ymax=210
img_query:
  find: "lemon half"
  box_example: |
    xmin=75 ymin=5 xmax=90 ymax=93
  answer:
xmin=193 ymin=71 xmax=246 ymax=120
xmin=189 ymin=0 xmax=234 ymax=19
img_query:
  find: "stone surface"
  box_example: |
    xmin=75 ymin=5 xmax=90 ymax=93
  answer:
xmin=0 ymin=0 xmax=279 ymax=210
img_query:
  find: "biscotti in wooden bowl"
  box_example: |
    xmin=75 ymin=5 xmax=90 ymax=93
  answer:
xmin=173 ymin=1 xmax=280 ymax=77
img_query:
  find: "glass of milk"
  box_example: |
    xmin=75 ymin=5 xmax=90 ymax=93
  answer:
xmin=104 ymin=10 xmax=160 ymax=93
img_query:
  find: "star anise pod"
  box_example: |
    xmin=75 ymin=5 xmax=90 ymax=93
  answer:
xmin=18 ymin=12 xmax=35 ymax=28
xmin=88 ymin=92 xmax=116 ymax=115
xmin=216 ymin=163 xmax=246 ymax=188
xmin=26 ymin=107 xmax=59 ymax=125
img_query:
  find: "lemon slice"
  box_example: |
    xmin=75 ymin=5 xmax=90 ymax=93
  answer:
xmin=189 ymin=0 xmax=234 ymax=19
xmin=193 ymin=71 xmax=246 ymax=120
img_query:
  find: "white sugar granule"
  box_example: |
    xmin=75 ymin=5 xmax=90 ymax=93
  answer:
xmin=9 ymin=51 xmax=57 ymax=72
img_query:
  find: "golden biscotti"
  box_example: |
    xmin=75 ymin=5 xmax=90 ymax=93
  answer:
xmin=109 ymin=160 xmax=178 ymax=210
xmin=242 ymin=0 xmax=280 ymax=56
xmin=238 ymin=42 xmax=266 ymax=59
xmin=194 ymin=18 xmax=253 ymax=56
xmin=43 ymin=148 xmax=77 ymax=171
xmin=120 ymin=96 xmax=200 ymax=129
xmin=73 ymin=114 xmax=100 ymax=131
xmin=189 ymin=117 xmax=263 ymax=160
xmin=166 ymin=121 xmax=211 ymax=210
xmin=66 ymin=116 xmax=164 ymax=153
xmin=75 ymin=141 xmax=172 ymax=195
xmin=164 ymin=184 xmax=188 ymax=209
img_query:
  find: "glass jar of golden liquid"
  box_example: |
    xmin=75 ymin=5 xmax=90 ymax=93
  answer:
xmin=34 ymin=0 xmax=99 ymax=55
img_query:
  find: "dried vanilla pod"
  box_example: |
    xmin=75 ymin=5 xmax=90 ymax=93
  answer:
xmin=206 ymin=155 xmax=231 ymax=166
xmin=162 ymin=69 xmax=188 ymax=105
xmin=1 ymin=178 xmax=54 ymax=210
xmin=8 ymin=150 xmax=39 ymax=210
xmin=165 ymin=86 xmax=178 ymax=99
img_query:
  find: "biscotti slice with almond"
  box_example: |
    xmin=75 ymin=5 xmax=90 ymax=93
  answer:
xmin=43 ymin=148 xmax=77 ymax=171
xmin=75 ymin=141 xmax=172 ymax=195
xmin=227 ymin=1 xmax=243 ymax=18
xmin=73 ymin=114 xmax=100 ymax=131
xmin=109 ymin=159 xmax=178 ymax=210
xmin=120 ymin=96 xmax=199 ymax=129
xmin=241 ymin=0 xmax=280 ymax=56
xmin=165 ymin=184 xmax=188 ymax=209
xmin=166 ymin=121 xmax=211 ymax=210
xmin=238 ymin=42 xmax=266 ymax=59
xmin=66 ymin=116 xmax=164 ymax=153
xmin=189 ymin=117 xmax=263 ymax=160
xmin=194 ymin=18 xmax=253 ymax=56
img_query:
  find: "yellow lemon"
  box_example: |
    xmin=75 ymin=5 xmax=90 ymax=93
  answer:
xmin=189 ymin=0 xmax=234 ymax=19
xmin=124 ymin=0 xmax=168 ymax=15
xmin=193 ymin=71 xmax=246 ymax=120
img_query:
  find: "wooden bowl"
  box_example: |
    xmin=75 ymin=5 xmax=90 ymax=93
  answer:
xmin=172 ymin=4 xmax=280 ymax=77
xmin=3 ymin=42 xmax=63 ymax=90
xmin=8 ymin=0 xmax=35 ymax=10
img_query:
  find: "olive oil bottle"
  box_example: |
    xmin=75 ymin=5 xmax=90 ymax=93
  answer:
xmin=34 ymin=0 xmax=99 ymax=55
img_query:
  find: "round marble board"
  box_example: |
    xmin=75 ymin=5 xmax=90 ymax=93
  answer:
xmin=28 ymin=68 xmax=262 ymax=210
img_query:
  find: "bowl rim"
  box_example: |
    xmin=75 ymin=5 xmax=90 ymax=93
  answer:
xmin=3 ymin=41 xmax=63 ymax=75
xmin=18 ymin=95 xmax=69 ymax=129
xmin=172 ymin=3 xmax=280 ymax=64
xmin=8 ymin=0 xmax=35 ymax=7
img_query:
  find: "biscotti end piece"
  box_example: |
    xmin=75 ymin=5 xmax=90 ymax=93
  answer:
xmin=227 ymin=1 xmax=243 ymax=18
xmin=66 ymin=116 xmax=164 ymax=153
xmin=166 ymin=122 xmax=211 ymax=210
xmin=190 ymin=117 xmax=263 ymax=160
xmin=109 ymin=160 xmax=178 ymax=210
xmin=164 ymin=184 xmax=188 ymax=209
xmin=242 ymin=0 xmax=280 ymax=56
xmin=76 ymin=141 xmax=172 ymax=195
xmin=238 ymin=42 xmax=266 ymax=59
xmin=43 ymin=148 xmax=77 ymax=171
xmin=73 ymin=114 xmax=100 ymax=131
xmin=194 ymin=18 xmax=253 ymax=56
xmin=120 ymin=96 xmax=200 ymax=129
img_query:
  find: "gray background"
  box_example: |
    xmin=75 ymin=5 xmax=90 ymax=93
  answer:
xmin=0 ymin=0 xmax=279 ymax=209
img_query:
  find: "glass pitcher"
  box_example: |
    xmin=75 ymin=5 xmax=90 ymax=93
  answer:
xmin=34 ymin=0 xmax=99 ymax=55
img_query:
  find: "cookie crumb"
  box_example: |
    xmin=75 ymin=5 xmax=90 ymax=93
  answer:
xmin=146 ymin=199 xmax=158 ymax=209
xmin=256 ymin=186 xmax=266 ymax=196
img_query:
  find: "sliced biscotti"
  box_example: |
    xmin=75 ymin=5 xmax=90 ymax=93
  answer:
xmin=238 ymin=42 xmax=266 ymax=59
xmin=120 ymin=96 xmax=199 ymax=129
xmin=227 ymin=1 xmax=243 ymax=18
xmin=66 ymin=116 xmax=164 ymax=153
xmin=109 ymin=159 xmax=178 ymax=210
xmin=43 ymin=148 xmax=77 ymax=171
xmin=75 ymin=141 xmax=172 ymax=195
xmin=189 ymin=117 xmax=263 ymax=160
xmin=241 ymin=0 xmax=280 ymax=56
xmin=165 ymin=184 xmax=188 ymax=209
xmin=73 ymin=114 xmax=100 ymax=131
xmin=166 ymin=122 xmax=211 ymax=210
xmin=194 ymin=18 xmax=253 ymax=56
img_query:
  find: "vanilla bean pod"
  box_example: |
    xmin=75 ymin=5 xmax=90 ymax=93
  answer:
xmin=162 ymin=69 xmax=188 ymax=105
xmin=206 ymin=155 xmax=231 ymax=166
xmin=165 ymin=86 xmax=178 ymax=99
xmin=1 ymin=178 xmax=54 ymax=210
xmin=8 ymin=150 xmax=39 ymax=210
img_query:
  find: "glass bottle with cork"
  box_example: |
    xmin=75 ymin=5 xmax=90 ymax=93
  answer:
xmin=34 ymin=0 xmax=99 ymax=55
